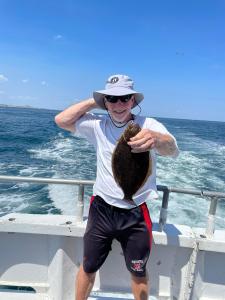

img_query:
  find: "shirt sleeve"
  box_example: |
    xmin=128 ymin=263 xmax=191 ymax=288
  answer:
xmin=74 ymin=113 xmax=99 ymax=146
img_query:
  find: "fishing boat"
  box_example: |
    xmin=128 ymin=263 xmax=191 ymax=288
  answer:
xmin=0 ymin=175 xmax=225 ymax=300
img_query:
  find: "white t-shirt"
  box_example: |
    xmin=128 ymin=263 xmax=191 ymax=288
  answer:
xmin=75 ymin=113 xmax=178 ymax=209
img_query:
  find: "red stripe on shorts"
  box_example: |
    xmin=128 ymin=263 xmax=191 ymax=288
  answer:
xmin=90 ymin=195 xmax=95 ymax=205
xmin=140 ymin=203 xmax=153 ymax=247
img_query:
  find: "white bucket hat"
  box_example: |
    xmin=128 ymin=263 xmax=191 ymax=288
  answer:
xmin=93 ymin=74 xmax=144 ymax=110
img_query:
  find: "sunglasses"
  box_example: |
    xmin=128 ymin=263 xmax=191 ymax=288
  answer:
xmin=104 ymin=94 xmax=133 ymax=103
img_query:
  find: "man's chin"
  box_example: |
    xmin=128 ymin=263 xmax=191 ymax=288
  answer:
xmin=112 ymin=117 xmax=127 ymax=123
xmin=111 ymin=112 xmax=127 ymax=123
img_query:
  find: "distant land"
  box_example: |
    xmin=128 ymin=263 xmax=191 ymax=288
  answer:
xmin=0 ymin=104 xmax=59 ymax=111
xmin=0 ymin=103 xmax=102 ymax=114
xmin=0 ymin=103 xmax=34 ymax=109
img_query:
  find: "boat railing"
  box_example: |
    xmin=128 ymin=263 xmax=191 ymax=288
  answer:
xmin=0 ymin=175 xmax=225 ymax=238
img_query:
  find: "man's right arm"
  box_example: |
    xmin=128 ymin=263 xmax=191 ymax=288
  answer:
xmin=54 ymin=98 xmax=99 ymax=132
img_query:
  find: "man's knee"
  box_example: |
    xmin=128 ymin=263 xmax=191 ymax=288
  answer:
xmin=77 ymin=264 xmax=96 ymax=281
xmin=83 ymin=260 xmax=100 ymax=274
xmin=131 ymin=273 xmax=149 ymax=283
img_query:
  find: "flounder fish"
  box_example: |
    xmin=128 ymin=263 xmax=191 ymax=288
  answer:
xmin=112 ymin=122 xmax=152 ymax=203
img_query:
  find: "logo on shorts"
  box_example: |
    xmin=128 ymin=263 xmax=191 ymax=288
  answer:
xmin=131 ymin=260 xmax=144 ymax=272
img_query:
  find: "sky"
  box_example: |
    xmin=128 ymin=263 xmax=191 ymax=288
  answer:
xmin=0 ymin=0 xmax=225 ymax=121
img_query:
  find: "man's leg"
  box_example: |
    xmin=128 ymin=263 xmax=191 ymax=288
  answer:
xmin=76 ymin=196 xmax=114 ymax=299
xmin=117 ymin=203 xmax=152 ymax=300
xmin=75 ymin=264 xmax=96 ymax=300
xmin=131 ymin=273 xmax=149 ymax=300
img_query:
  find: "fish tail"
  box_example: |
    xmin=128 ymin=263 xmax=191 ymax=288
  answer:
xmin=123 ymin=195 xmax=135 ymax=204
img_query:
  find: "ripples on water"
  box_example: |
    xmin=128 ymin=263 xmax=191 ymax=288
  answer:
xmin=0 ymin=107 xmax=225 ymax=229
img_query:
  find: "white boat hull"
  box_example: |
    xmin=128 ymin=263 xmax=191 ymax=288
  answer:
xmin=1 ymin=213 xmax=225 ymax=300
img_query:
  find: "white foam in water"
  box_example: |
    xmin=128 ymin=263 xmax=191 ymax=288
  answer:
xmin=24 ymin=133 xmax=95 ymax=215
xmin=47 ymin=180 xmax=78 ymax=215
xmin=28 ymin=136 xmax=74 ymax=162
xmin=29 ymin=147 xmax=75 ymax=164
xmin=20 ymin=166 xmax=42 ymax=176
xmin=217 ymin=144 xmax=225 ymax=155
xmin=0 ymin=193 xmax=30 ymax=215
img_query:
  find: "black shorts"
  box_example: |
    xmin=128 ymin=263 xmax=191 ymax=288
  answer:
xmin=83 ymin=195 xmax=152 ymax=277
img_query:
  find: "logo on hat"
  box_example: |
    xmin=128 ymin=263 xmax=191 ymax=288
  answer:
xmin=110 ymin=76 xmax=119 ymax=84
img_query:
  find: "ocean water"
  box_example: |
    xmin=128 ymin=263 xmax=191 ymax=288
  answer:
xmin=0 ymin=107 xmax=225 ymax=229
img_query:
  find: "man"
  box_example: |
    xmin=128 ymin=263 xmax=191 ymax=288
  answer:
xmin=55 ymin=74 xmax=179 ymax=300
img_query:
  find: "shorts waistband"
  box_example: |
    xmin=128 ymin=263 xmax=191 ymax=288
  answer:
xmin=94 ymin=195 xmax=138 ymax=211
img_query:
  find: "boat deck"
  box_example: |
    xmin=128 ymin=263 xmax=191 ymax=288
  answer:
xmin=0 ymin=292 xmax=159 ymax=300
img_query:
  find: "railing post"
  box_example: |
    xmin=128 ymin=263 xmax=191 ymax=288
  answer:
xmin=205 ymin=196 xmax=218 ymax=238
xmin=159 ymin=187 xmax=170 ymax=232
xmin=76 ymin=184 xmax=84 ymax=222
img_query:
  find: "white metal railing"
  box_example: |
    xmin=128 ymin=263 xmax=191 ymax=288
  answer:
xmin=0 ymin=175 xmax=225 ymax=237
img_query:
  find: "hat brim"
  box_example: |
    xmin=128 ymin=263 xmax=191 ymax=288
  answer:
xmin=93 ymin=87 xmax=144 ymax=110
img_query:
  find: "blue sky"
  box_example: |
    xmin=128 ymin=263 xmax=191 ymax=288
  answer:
xmin=0 ymin=0 xmax=225 ymax=121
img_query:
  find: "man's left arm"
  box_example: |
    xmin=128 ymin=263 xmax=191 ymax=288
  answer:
xmin=127 ymin=129 xmax=179 ymax=157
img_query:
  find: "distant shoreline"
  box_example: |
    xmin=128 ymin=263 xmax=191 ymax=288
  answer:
xmin=0 ymin=104 xmax=34 ymax=109
xmin=0 ymin=104 xmax=224 ymax=123
xmin=0 ymin=103 xmax=59 ymax=111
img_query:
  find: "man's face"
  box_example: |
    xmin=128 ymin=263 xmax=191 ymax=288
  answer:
xmin=104 ymin=95 xmax=135 ymax=123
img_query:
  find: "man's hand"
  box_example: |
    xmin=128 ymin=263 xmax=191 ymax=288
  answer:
xmin=127 ymin=129 xmax=156 ymax=153
xmin=55 ymin=98 xmax=98 ymax=132
xmin=127 ymin=129 xmax=178 ymax=157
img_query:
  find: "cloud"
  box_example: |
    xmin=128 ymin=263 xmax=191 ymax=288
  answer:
xmin=53 ymin=34 xmax=63 ymax=40
xmin=22 ymin=79 xmax=29 ymax=83
xmin=0 ymin=74 xmax=8 ymax=82
xmin=41 ymin=81 xmax=48 ymax=86
xmin=0 ymin=90 xmax=5 ymax=94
